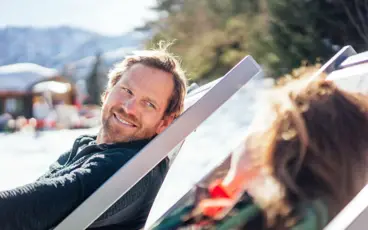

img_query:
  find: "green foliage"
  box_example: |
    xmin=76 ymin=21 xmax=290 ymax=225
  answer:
xmin=263 ymin=0 xmax=368 ymax=77
xmin=147 ymin=0 xmax=263 ymax=82
xmin=144 ymin=0 xmax=368 ymax=81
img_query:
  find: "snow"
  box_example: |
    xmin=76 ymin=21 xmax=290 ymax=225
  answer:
xmin=0 ymin=63 xmax=58 ymax=76
xmin=0 ymin=63 xmax=59 ymax=91
xmin=67 ymin=46 xmax=137 ymax=81
xmin=33 ymin=81 xmax=71 ymax=94
xmin=0 ymin=127 xmax=99 ymax=190
xmin=0 ymin=27 xmax=147 ymax=68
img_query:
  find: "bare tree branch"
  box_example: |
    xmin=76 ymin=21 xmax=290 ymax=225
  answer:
xmin=357 ymin=0 xmax=368 ymax=37
xmin=339 ymin=0 xmax=368 ymax=45
xmin=354 ymin=0 xmax=368 ymax=37
xmin=364 ymin=0 xmax=368 ymax=16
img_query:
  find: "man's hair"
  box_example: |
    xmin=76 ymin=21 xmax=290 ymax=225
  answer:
xmin=104 ymin=44 xmax=187 ymax=118
xmin=243 ymin=77 xmax=368 ymax=229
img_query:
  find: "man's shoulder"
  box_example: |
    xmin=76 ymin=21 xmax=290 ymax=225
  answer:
xmin=75 ymin=134 xmax=97 ymax=146
xmin=98 ymin=139 xmax=152 ymax=158
xmin=88 ymin=157 xmax=170 ymax=229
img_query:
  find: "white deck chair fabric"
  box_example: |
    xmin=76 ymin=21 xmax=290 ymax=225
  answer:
xmin=339 ymin=50 xmax=368 ymax=69
xmin=324 ymin=185 xmax=368 ymax=230
xmin=309 ymin=46 xmax=357 ymax=81
xmin=53 ymin=56 xmax=262 ymax=230
xmin=326 ymin=66 xmax=368 ymax=93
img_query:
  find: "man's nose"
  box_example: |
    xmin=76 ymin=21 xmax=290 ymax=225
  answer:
xmin=122 ymin=98 xmax=137 ymax=115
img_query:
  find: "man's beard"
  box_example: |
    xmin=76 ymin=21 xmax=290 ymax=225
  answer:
xmin=101 ymin=117 xmax=137 ymax=143
xmin=99 ymin=108 xmax=156 ymax=143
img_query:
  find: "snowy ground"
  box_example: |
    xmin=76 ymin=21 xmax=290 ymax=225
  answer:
xmin=0 ymin=77 xmax=271 ymax=227
xmin=0 ymin=127 xmax=100 ymax=190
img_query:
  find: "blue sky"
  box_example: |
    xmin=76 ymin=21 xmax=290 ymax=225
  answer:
xmin=0 ymin=0 xmax=158 ymax=35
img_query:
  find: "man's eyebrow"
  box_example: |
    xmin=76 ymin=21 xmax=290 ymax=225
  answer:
xmin=122 ymin=80 xmax=161 ymax=108
xmin=145 ymin=96 xmax=160 ymax=108
xmin=121 ymin=80 xmax=131 ymax=88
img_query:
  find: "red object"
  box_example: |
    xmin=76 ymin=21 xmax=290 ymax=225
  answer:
xmin=199 ymin=179 xmax=233 ymax=218
xmin=36 ymin=119 xmax=45 ymax=129
xmin=209 ymin=179 xmax=231 ymax=198
xmin=200 ymin=166 xmax=262 ymax=218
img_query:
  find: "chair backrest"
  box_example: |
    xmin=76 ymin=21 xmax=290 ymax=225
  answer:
xmin=168 ymin=77 xmax=222 ymax=163
xmin=324 ymin=185 xmax=368 ymax=230
xmin=53 ymin=55 xmax=262 ymax=230
xmin=325 ymin=52 xmax=368 ymax=94
xmin=309 ymin=45 xmax=357 ymax=81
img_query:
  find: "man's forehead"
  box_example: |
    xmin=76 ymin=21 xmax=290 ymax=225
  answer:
xmin=120 ymin=64 xmax=174 ymax=105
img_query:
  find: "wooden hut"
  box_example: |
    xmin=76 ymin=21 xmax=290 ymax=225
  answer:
xmin=0 ymin=63 xmax=76 ymax=118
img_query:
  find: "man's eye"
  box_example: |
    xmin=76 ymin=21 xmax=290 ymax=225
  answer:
xmin=122 ymin=87 xmax=133 ymax=95
xmin=146 ymin=101 xmax=156 ymax=109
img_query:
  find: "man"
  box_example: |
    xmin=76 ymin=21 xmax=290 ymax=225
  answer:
xmin=0 ymin=48 xmax=187 ymax=230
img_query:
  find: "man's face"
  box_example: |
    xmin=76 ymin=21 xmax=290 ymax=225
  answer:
xmin=98 ymin=63 xmax=175 ymax=143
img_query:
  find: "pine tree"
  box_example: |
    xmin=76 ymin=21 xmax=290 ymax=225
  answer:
xmin=263 ymin=0 xmax=368 ymax=77
xmin=85 ymin=52 xmax=104 ymax=105
xmin=145 ymin=0 xmax=368 ymax=80
xmin=147 ymin=0 xmax=265 ymax=82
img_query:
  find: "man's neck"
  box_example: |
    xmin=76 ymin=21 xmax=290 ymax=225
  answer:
xmin=96 ymin=130 xmax=155 ymax=145
xmin=96 ymin=128 xmax=107 ymax=145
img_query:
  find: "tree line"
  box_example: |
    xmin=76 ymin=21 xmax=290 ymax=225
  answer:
xmin=143 ymin=0 xmax=368 ymax=82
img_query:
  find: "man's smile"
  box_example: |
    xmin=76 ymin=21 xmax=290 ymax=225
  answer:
xmin=113 ymin=113 xmax=137 ymax=128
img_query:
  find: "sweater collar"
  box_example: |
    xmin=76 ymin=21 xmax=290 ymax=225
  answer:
xmin=99 ymin=138 xmax=152 ymax=150
xmin=84 ymin=135 xmax=153 ymax=151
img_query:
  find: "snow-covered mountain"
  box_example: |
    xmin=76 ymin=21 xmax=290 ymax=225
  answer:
xmin=0 ymin=26 xmax=150 ymax=69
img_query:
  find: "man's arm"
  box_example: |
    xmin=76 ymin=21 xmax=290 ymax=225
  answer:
xmin=0 ymin=151 xmax=136 ymax=230
xmin=88 ymin=171 xmax=153 ymax=228
xmin=88 ymin=159 xmax=167 ymax=229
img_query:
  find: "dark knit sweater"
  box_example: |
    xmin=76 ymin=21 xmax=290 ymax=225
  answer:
xmin=0 ymin=135 xmax=169 ymax=230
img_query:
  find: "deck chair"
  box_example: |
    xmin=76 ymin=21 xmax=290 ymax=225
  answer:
xmin=285 ymin=47 xmax=368 ymax=230
xmin=324 ymin=185 xmax=368 ymax=230
xmin=309 ymin=45 xmax=357 ymax=82
xmin=145 ymin=46 xmax=368 ymax=230
xmin=320 ymin=48 xmax=368 ymax=230
xmin=304 ymin=47 xmax=368 ymax=230
xmin=53 ymin=55 xmax=262 ymax=230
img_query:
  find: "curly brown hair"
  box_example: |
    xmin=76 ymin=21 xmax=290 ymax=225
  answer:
xmin=245 ymin=77 xmax=368 ymax=229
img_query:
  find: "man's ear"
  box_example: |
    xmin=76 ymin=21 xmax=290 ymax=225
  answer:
xmin=156 ymin=114 xmax=176 ymax=134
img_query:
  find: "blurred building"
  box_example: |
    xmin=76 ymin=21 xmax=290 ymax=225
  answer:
xmin=0 ymin=63 xmax=76 ymax=118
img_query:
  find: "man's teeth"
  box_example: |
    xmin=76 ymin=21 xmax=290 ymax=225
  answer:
xmin=116 ymin=116 xmax=134 ymax=126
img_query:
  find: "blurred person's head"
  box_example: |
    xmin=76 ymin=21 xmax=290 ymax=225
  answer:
xmin=15 ymin=116 xmax=27 ymax=131
xmin=7 ymin=119 xmax=15 ymax=130
xmin=97 ymin=43 xmax=187 ymax=144
xmin=28 ymin=118 xmax=37 ymax=128
xmin=235 ymin=77 xmax=368 ymax=229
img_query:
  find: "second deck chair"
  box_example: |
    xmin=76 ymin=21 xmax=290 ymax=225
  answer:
xmin=321 ymin=49 xmax=368 ymax=230
xmin=146 ymin=46 xmax=368 ymax=230
xmin=296 ymin=46 xmax=368 ymax=230
xmin=53 ymin=55 xmax=262 ymax=230
xmin=294 ymin=47 xmax=368 ymax=230
xmin=309 ymin=45 xmax=357 ymax=82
